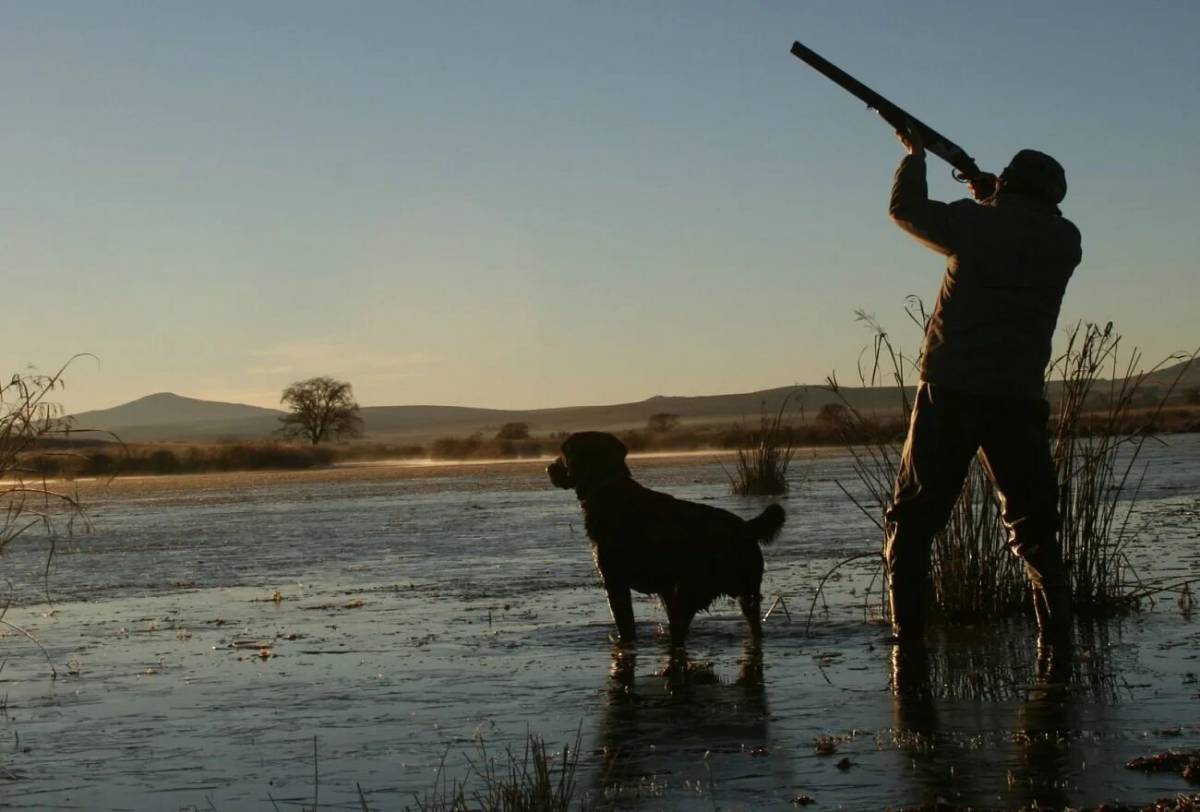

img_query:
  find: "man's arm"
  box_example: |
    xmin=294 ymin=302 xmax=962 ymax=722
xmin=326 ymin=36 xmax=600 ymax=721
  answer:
xmin=889 ymin=124 xmax=973 ymax=256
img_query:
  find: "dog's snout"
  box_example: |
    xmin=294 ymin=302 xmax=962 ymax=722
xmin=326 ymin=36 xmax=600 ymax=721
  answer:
xmin=547 ymin=457 xmax=573 ymax=489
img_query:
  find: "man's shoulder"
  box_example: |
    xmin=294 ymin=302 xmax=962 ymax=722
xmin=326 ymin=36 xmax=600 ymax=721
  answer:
xmin=945 ymin=198 xmax=982 ymax=223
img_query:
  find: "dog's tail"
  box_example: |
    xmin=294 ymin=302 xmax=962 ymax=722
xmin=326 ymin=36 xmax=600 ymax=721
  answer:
xmin=745 ymin=503 xmax=785 ymax=545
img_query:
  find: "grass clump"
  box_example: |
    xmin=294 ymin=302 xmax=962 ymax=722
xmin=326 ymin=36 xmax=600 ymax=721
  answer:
xmin=727 ymin=392 xmax=801 ymax=496
xmin=1 ymin=361 xmax=91 ymax=557
xmin=410 ymin=730 xmax=585 ymax=812
xmin=827 ymin=301 xmax=1197 ymax=622
xmin=0 ymin=359 xmax=96 ymax=673
xmin=1050 ymin=322 xmax=1197 ymax=614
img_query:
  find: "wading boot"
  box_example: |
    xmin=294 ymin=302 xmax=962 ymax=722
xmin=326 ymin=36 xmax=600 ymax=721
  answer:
xmin=1021 ymin=540 xmax=1073 ymax=650
xmin=1032 ymin=582 xmax=1073 ymax=651
xmin=889 ymin=641 xmax=932 ymax=703
xmin=1033 ymin=634 xmax=1070 ymax=695
xmin=886 ymin=578 xmax=927 ymax=646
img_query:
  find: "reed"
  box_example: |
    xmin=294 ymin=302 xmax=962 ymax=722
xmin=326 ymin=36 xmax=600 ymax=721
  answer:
xmin=0 ymin=360 xmax=92 ymax=558
xmin=0 ymin=359 xmax=97 ymax=670
xmin=1049 ymin=322 xmax=1195 ymax=614
xmin=827 ymin=304 xmax=1194 ymax=621
xmin=930 ymin=463 xmax=1026 ymax=620
xmin=410 ymin=730 xmax=585 ymax=812
xmin=726 ymin=391 xmax=801 ymax=496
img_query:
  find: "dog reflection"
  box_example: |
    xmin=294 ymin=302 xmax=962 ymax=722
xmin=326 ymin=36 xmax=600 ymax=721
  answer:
xmin=593 ymin=642 xmax=775 ymax=805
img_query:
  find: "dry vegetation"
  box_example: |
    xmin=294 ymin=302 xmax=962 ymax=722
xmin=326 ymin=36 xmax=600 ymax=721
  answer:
xmin=1 ymin=363 xmax=91 ymax=552
xmin=21 ymin=390 xmax=1200 ymax=481
xmin=23 ymin=439 xmax=337 ymax=477
xmin=826 ymin=306 xmax=1199 ymax=622
xmin=727 ymin=393 xmax=801 ymax=495
xmin=409 ymin=731 xmax=584 ymax=812
xmin=1 ymin=361 xmax=96 ymax=671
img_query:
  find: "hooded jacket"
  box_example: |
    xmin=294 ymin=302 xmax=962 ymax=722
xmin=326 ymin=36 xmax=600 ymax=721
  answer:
xmin=889 ymin=154 xmax=1082 ymax=400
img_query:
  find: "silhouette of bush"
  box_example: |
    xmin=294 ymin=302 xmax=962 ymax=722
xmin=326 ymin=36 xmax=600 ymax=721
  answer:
xmin=431 ymin=433 xmax=484 ymax=459
xmin=85 ymin=452 xmax=117 ymax=476
xmin=646 ymin=413 xmax=680 ymax=433
xmin=620 ymin=430 xmax=648 ymax=453
xmin=495 ymin=422 xmax=530 ymax=441
xmin=147 ymin=449 xmax=180 ymax=474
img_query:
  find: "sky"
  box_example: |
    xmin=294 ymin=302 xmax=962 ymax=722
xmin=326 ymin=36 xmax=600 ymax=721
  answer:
xmin=2 ymin=1 xmax=1197 ymax=414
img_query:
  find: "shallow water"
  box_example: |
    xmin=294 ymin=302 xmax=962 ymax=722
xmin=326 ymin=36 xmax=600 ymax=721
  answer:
xmin=1 ymin=438 xmax=1198 ymax=809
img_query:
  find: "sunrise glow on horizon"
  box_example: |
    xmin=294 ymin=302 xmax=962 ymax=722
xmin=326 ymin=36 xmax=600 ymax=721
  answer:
xmin=2 ymin=2 xmax=1196 ymax=413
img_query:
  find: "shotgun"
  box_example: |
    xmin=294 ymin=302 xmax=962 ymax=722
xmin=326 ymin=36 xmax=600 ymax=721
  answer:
xmin=790 ymin=40 xmax=994 ymax=197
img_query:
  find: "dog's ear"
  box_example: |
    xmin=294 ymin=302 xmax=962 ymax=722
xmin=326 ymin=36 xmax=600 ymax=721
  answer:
xmin=561 ymin=432 xmax=629 ymax=489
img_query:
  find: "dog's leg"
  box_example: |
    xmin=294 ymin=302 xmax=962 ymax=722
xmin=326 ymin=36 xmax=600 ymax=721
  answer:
xmin=739 ymin=593 xmax=763 ymax=640
xmin=605 ymin=581 xmax=636 ymax=644
xmin=664 ymin=592 xmax=696 ymax=649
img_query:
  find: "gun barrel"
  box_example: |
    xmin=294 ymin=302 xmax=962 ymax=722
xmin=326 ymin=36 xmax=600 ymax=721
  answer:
xmin=790 ymin=41 xmax=982 ymax=180
xmin=789 ymin=42 xmax=896 ymax=122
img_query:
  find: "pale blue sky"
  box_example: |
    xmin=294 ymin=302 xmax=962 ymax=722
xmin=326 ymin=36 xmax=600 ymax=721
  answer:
xmin=3 ymin=1 xmax=1197 ymax=413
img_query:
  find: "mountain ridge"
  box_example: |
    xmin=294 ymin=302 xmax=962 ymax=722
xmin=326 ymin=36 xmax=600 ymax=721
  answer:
xmin=66 ymin=356 xmax=1197 ymax=443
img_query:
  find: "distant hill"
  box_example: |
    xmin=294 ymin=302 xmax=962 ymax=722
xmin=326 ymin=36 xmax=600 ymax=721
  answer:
xmin=68 ymin=393 xmax=284 ymax=441
xmin=1143 ymin=355 xmax=1200 ymax=391
xmin=67 ymin=355 xmax=1196 ymax=444
xmin=65 ymin=386 xmax=872 ymax=443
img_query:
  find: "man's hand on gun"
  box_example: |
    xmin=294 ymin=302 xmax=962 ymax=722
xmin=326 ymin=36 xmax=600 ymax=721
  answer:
xmin=897 ymin=119 xmax=997 ymax=203
xmin=967 ymin=172 xmax=999 ymax=203
xmin=895 ymin=120 xmax=925 ymax=157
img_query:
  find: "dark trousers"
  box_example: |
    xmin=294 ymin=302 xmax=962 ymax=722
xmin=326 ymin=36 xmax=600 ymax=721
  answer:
xmin=885 ymin=382 xmax=1069 ymax=620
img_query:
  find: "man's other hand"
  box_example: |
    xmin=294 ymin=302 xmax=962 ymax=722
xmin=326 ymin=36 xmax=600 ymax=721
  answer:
xmin=896 ymin=121 xmax=925 ymax=157
xmin=969 ymin=173 xmax=998 ymax=202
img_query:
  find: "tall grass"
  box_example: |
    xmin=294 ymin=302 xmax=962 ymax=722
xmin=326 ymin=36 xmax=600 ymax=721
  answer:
xmin=929 ymin=464 xmax=1025 ymax=620
xmin=825 ymin=306 xmax=1025 ymax=620
xmin=410 ymin=731 xmax=585 ymax=812
xmin=827 ymin=304 xmax=1195 ymax=621
xmin=1 ymin=361 xmax=91 ymax=558
xmin=0 ymin=361 xmax=95 ymax=670
xmin=726 ymin=391 xmax=801 ymax=496
xmin=1050 ymin=323 xmax=1196 ymax=613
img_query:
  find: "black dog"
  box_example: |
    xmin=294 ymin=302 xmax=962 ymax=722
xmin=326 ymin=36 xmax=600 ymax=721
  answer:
xmin=548 ymin=431 xmax=785 ymax=647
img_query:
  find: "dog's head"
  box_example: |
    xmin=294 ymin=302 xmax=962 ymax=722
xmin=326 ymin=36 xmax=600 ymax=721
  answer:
xmin=547 ymin=431 xmax=630 ymax=493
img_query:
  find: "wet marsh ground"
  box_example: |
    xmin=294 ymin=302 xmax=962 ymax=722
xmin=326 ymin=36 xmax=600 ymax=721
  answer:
xmin=1 ymin=438 xmax=1198 ymax=809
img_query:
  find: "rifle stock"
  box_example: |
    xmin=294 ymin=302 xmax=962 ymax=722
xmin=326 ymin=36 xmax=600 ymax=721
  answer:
xmin=790 ymin=41 xmax=991 ymax=193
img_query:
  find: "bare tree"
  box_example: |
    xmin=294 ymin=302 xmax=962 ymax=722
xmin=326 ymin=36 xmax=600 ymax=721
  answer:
xmin=278 ymin=376 xmax=363 ymax=445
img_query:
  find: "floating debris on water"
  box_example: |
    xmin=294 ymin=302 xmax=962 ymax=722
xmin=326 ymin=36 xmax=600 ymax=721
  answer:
xmin=1126 ymin=751 xmax=1200 ymax=783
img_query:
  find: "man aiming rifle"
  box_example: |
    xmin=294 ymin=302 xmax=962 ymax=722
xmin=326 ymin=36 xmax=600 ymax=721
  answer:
xmin=788 ymin=41 xmax=1083 ymax=652
xmin=886 ymin=125 xmax=1082 ymax=652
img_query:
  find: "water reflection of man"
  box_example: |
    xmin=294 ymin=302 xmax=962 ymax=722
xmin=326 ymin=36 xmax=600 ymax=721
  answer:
xmin=890 ymin=637 xmax=1076 ymax=809
xmin=1010 ymin=645 xmax=1075 ymax=810
xmin=889 ymin=643 xmax=942 ymax=805
xmin=885 ymin=124 xmax=1082 ymax=650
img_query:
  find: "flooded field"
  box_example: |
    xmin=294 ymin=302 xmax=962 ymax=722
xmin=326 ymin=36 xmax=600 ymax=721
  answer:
xmin=1 ymin=437 xmax=1198 ymax=810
